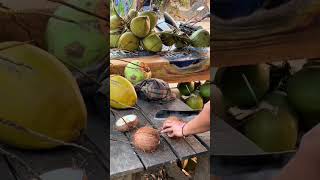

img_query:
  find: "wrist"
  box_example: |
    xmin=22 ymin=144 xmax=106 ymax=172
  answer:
xmin=182 ymin=122 xmax=190 ymax=137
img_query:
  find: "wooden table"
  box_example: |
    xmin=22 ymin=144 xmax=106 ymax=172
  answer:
xmin=0 ymin=106 xmax=107 ymax=179
xmin=110 ymin=98 xmax=210 ymax=178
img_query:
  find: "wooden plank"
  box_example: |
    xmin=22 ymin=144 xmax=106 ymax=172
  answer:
xmin=137 ymin=99 xmax=208 ymax=158
xmin=197 ymin=131 xmax=210 ymax=149
xmin=112 ymin=108 xmax=178 ymax=170
xmin=152 ymin=98 xmax=211 ymax=149
xmin=85 ymin=111 xmax=108 ymax=161
xmin=0 ymin=156 xmax=18 ymax=180
xmin=213 ymin=116 xmax=264 ymax=156
xmin=110 ymin=55 xmax=210 ymax=83
xmin=109 ymin=111 xmax=144 ymax=178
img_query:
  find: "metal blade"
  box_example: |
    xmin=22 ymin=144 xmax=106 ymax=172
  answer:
xmin=154 ymin=110 xmax=200 ymax=121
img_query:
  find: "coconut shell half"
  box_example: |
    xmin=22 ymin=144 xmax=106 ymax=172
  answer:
xmin=115 ymin=114 xmax=139 ymax=132
xmin=132 ymin=127 xmax=160 ymax=153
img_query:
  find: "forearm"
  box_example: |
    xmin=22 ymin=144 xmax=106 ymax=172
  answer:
xmin=274 ymin=150 xmax=320 ymax=180
xmin=183 ymin=102 xmax=210 ymax=136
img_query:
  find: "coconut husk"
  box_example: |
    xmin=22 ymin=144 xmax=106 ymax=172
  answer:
xmin=132 ymin=127 xmax=160 ymax=153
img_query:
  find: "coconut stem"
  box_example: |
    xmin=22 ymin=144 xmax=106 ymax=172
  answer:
xmin=0 ymin=54 xmax=33 ymax=70
xmin=47 ymin=0 xmax=108 ymax=22
xmin=0 ymin=118 xmax=92 ymax=154
xmin=0 ymin=146 xmax=42 ymax=180
xmin=241 ymin=73 xmax=259 ymax=106
xmin=58 ymin=57 xmax=102 ymax=86
xmin=112 ymin=0 xmax=123 ymax=20
xmin=0 ymin=40 xmax=35 ymax=52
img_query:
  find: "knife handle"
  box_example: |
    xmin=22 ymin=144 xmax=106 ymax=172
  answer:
xmin=164 ymin=12 xmax=178 ymax=28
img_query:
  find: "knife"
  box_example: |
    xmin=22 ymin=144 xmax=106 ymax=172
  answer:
xmin=154 ymin=109 xmax=200 ymax=121
xmin=163 ymin=12 xmax=178 ymax=29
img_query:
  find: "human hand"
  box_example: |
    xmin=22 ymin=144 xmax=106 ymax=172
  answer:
xmin=298 ymin=124 xmax=320 ymax=164
xmin=161 ymin=116 xmax=186 ymax=138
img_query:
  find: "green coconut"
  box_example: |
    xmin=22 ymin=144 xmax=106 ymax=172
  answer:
xmin=217 ymin=64 xmax=270 ymax=108
xmin=110 ymin=29 xmax=122 ymax=48
xmin=177 ymin=82 xmax=195 ymax=96
xmin=124 ymin=60 xmax=152 ymax=85
xmin=159 ymin=32 xmax=176 ymax=46
xmin=212 ymin=84 xmax=226 ymax=118
xmin=130 ymin=16 xmax=151 ymax=38
xmin=127 ymin=9 xmax=138 ymax=20
xmin=244 ymin=108 xmax=298 ymax=152
xmin=110 ymin=15 xmax=124 ymax=30
xmin=190 ymin=29 xmax=210 ymax=48
xmin=140 ymin=11 xmax=158 ymax=30
xmin=0 ymin=42 xmax=87 ymax=149
xmin=199 ymin=82 xmax=210 ymax=99
xmin=186 ymin=94 xmax=204 ymax=110
xmin=264 ymin=91 xmax=294 ymax=111
xmin=175 ymin=40 xmax=188 ymax=49
xmin=142 ymin=33 xmax=163 ymax=52
xmin=118 ymin=32 xmax=140 ymax=51
xmin=287 ymin=66 xmax=320 ymax=130
xmin=46 ymin=0 xmax=107 ymax=70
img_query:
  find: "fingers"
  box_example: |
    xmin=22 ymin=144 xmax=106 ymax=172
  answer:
xmin=162 ymin=121 xmax=173 ymax=129
xmin=161 ymin=127 xmax=173 ymax=133
xmin=167 ymin=132 xmax=175 ymax=137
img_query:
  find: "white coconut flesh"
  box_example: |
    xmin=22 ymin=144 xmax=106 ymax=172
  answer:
xmin=116 ymin=114 xmax=137 ymax=127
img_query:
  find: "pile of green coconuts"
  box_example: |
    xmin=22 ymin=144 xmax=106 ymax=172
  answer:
xmin=176 ymin=81 xmax=210 ymax=110
xmin=213 ymin=62 xmax=320 ymax=153
xmin=110 ymin=7 xmax=210 ymax=52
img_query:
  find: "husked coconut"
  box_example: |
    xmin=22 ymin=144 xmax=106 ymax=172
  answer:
xmin=132 ymin=127 xmax=160 ymax=153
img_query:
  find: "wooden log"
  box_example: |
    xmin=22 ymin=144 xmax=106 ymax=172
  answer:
xmin=111 ymin=54 xmax=210 ymax=83
xmin=213 ymin=23 xmax=320 ymax=67
xmin=0 ymin=9 xmax=53 ymax=48
xmin=212 ymin=0 xmax=320 ymax=67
